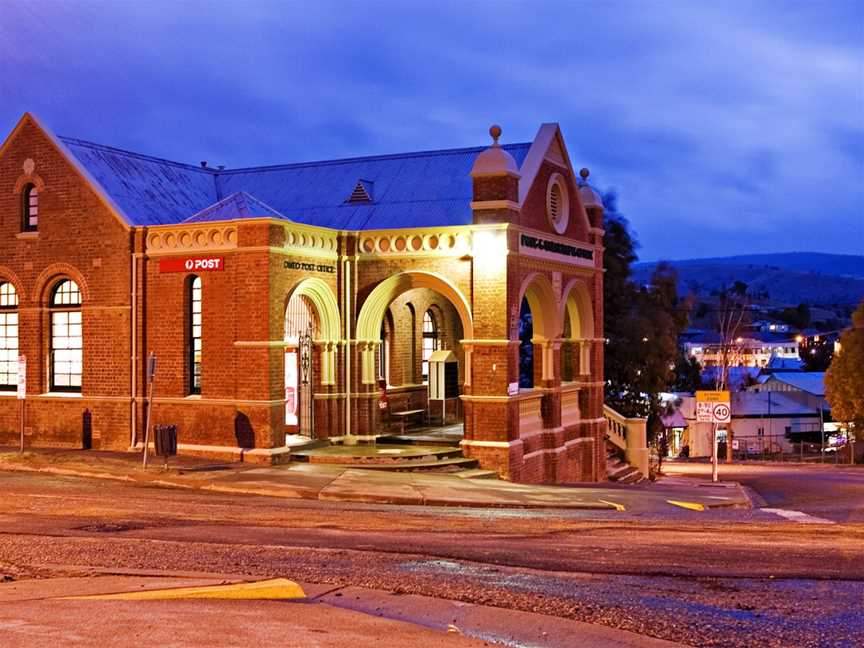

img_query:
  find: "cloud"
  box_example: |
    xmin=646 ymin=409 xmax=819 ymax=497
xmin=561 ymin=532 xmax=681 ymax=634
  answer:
xmin=0 ymin=0 xmax=861 ymax=259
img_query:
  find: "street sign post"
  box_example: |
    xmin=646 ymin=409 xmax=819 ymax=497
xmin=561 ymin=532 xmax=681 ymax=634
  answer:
xmin=697 ymin=391 xmax=731 ymax=482
xmin=142 ymin=352 xmax=157 ymax=470
xmin=17 ymin=355 xmax=26 ymax=453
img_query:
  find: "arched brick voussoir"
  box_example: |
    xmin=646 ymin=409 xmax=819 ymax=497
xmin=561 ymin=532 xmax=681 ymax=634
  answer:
xmin=32 ymin=263 xmax=90 ymax=305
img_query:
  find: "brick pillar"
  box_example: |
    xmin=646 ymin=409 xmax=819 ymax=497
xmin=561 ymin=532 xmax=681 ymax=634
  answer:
xmin=460 ymin=125 xmax=524 ymax=480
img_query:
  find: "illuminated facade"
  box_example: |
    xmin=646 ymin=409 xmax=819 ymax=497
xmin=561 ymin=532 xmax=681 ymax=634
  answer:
xmin=0 ymin=114 xmax=607 ymax=483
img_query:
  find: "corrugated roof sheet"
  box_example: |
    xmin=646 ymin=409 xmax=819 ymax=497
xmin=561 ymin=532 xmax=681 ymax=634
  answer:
xmin=57 ymin=135 xmax=531 ymax=229
xmin=766 ymin=372 xmax=826 ymax=396
xmin=731 ymin=391 xmax=817 ymax=417
xmin=185 ymin=191 xmax=287 ymax=223
xmin=59 ymin=136 xmax=217 ymax=226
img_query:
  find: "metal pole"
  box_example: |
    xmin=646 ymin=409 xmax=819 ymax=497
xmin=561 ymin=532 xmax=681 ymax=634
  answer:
xmin=142 ymin=352 xmax=156 ymax=470
xmin=820 ymin=405 xmax=825 ymax=464
xmin=711 ymin=422 xmax=718 ymax=482
xmin=19 ymin=399 xmax=24 ymax=453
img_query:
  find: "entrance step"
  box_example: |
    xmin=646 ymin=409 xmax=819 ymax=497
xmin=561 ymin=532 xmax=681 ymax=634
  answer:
xmin=454 ymin=468 xmax=499 ymax=480
xmin=333 ymin=456 xmax=480 ymax=473
xmin=606 ymin=452 xmax=645 ymax=483
xmin=377 ymin=433 xmax=463 ymax=447
xmin=290 ymin=444 xmax=464 ymax=466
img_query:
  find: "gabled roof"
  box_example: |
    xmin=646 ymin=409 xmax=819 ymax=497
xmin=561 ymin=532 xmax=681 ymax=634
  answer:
xmin=58 ymin=136 xmax=218 ymax=226
xmin=731 ymin=391 xmax=818 ymax=417
xmin=53 ymin=127 xmax=531 ymax=229
xmin=763 ymin=372 xmax=826 ymax=396
xmin=185 ymin=191 xmax=287 ymax=223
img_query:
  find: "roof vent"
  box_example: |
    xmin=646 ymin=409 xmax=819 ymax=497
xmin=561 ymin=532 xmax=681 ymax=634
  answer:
xmin=347 ymin=179 xmax=374 ymax=203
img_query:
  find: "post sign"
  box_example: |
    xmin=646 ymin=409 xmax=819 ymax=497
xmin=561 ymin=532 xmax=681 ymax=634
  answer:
xmin=508 ymin=382 xmax=519 ymax=396
xmin=159 ymin=256 xmax=224 ymax=273
xmin=696 ymin=390 xmax=731 ymax=423
xmin=16 ymin=356 xmax=25 ymax=400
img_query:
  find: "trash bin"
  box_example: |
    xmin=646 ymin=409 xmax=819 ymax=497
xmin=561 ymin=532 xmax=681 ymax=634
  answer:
xmin=154 ymin=424 xmax=177 ymax=457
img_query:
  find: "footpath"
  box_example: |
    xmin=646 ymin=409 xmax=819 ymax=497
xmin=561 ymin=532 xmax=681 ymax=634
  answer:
xmin=0 ymin=447 xmax=750 ymax=512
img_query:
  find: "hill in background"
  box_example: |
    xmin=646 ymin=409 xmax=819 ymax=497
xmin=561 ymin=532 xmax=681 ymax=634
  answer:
xmin=633 ymin=252 xmax=864 ymax=307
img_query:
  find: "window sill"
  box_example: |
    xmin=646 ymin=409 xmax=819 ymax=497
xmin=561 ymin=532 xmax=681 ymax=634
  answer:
xmin=39 ymin=392 xmax=83 ymax=398
xmin=0 ymin=391 xmax=19 ymax=397
xmin=15 ymin=231 xmax=38 ymax=240
xmin=185 ymin=394 xmax=202 ymax=400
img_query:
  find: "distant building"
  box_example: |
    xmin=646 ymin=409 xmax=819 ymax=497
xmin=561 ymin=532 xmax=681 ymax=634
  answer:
xmin=682 ymin=330 xmax=800 ymax=370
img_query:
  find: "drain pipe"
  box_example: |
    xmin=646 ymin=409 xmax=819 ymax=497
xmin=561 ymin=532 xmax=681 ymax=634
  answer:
xmin=130 ymin=249 xmax=138 ymax=448
xmin=344 ymin=256 xmax=352 ymax=437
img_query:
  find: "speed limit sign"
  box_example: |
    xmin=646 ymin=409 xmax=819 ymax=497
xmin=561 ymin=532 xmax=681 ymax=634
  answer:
xmin=696 ymin=391 xmax=731 ymax=423
xmin=712 ymin=403 xmax=731 ymax=423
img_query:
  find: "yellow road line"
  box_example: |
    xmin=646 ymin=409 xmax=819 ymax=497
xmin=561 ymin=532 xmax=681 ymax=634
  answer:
xmin=666 ymin=499 xmax=706 ymax=512
xmin=598 ymin=499 xmax=626 ymax=512
xmin=62 ymin=578 xmax=306 ymax=601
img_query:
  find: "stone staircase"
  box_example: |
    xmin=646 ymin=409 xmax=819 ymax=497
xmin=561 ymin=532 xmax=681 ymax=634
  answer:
xmin=289 ymin=436 xmax=498 ymax=478
xmin=605 ymin=448 xmax=644 ymax=483
xmin=603 ymin=404 xmax=648 ymax=483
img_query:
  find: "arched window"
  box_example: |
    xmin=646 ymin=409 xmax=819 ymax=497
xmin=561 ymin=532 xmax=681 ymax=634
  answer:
xmin=421 ymin=309 xmax=439 ymax=384
xmin=189 ymin=276 xmax=202 ymax=394
xmin=50 ymin=279 xmax=82 ymax=391
xmin=0 ymin=283 xmax=19 ymax=390
xmin=22 ymin=184 xmax=38 ymax=232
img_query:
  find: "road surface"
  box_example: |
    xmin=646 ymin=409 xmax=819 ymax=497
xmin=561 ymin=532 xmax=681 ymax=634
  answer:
xmin=0 ymin=470 xmax=861 ymax=647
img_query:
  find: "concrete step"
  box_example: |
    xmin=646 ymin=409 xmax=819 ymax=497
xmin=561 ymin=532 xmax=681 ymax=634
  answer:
xmin=290 ymin=445 xmax=463 ymax=466
xmin=377 ymin=434 xmax=463 ymax=448
xmin=454 ymin=468 xmax=499 ymax=480
xmin=334 ymin=456 xmax=480 ymax=473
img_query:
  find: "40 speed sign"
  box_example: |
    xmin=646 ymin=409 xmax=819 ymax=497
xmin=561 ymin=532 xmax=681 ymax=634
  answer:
xmin=696 ymin=391 xmax=731 ymax=423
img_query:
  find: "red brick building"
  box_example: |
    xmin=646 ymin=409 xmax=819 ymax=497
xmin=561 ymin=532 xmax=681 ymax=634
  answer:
xmin=0 ymin=114 xmax=607 ymax=483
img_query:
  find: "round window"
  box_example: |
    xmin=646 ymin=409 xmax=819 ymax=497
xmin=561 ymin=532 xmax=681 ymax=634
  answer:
xmin=546 ymin=173 xmax=569 ymax=234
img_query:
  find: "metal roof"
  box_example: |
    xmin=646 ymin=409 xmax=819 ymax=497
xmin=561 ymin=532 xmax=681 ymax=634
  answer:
xmin=763 ymin=372 xmax=826 ymax=396
xmin=731 ymin=391 xmax=817 ymax=417
xmin=57 ymin=135 xmax=531 ymax=229
xmin=185 ymin=191 xmax=287 ymax=223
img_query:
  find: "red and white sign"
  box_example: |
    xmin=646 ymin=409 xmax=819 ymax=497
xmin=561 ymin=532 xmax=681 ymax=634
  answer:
xmin=17 ymin=355 xmax=26 ymax=400
xmin=159 ymin=256 xmax=224 ymax=273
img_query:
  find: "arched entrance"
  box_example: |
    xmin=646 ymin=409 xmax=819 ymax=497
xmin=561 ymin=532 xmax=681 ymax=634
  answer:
xmin=284 ymin=278 xmax=341 ymax=439
xmin=355 ymin=271 xmax=472 ymax=437
xmin=560 ymin=279 xmax=595 ymax=380
xmin=517 ymin=273 xmax=559 ymax=389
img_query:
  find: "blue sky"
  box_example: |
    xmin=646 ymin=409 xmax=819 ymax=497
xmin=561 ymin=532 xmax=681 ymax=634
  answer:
xmin=1 ymin=0 xmax=862 ymax=260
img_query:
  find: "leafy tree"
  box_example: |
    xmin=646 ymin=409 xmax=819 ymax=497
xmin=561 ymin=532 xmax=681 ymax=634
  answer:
xmin=825 ymin=300 xmax=864 ymax=439
xmin=602 ymin=192 xmax=689 ymax=424
xmin=672 ymin=351 xmax=703 ymax=392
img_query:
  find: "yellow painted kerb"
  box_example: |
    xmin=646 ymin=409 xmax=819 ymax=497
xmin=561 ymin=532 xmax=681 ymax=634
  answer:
xmin=667 ymin=500 xmax=706 ymax=512
xmin=63 ymin=578 xmax=306 ymax=601
xmin=598 ymin=499 xmax=626 ymax=512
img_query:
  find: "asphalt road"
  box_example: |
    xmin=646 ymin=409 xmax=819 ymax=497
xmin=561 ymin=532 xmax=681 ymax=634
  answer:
xmin=0 ymin=470 xmax=861 ymax=647
xmin=665 ymin=461 xmax=864 ymax=523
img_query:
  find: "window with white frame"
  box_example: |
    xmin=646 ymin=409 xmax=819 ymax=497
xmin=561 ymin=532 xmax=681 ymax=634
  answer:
xmin=0 ymin=283 xmax=19 ymax=390
xmin=421 ymin=310 xmax=438 ymax=384
xmin=189 ymin=276 xmax=202 ymax=394
xmin=50 ymin=279 xmax=82 ymax=391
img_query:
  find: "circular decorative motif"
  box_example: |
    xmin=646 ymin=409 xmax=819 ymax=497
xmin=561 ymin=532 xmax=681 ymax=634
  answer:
xmin=362 ymin=238 xmax=375 ymax=253
xmin=411 ymin=236 xmax=422 ymax=251
xmin=546 ymin=173 xmax=570 ymax=235
xmin=22 ymin=159 xmax=35 ymax=175
xmin=394 ymin=236 xmax=406 ymax=252
xmin=378 ymin=238 xmax=390 ymax=252
xmin=427 ymin=235 xmax=439 ymax=250
xmin=209 ymin=229 xmax=222 ymax=245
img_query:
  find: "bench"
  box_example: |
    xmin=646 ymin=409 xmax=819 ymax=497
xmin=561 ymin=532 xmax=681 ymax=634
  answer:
xmin=390 ymin=408 xmax=426 ymax=434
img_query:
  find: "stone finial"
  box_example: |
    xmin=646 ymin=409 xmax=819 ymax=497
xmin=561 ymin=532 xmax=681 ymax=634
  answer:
xmin=470 ymin=124 xmax=519 ymax=178
xmin=579 ymin=168 xmax=590 ymax=182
